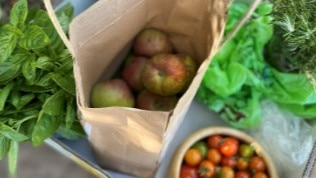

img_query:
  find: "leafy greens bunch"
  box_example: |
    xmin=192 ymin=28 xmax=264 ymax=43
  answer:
xmin=197 ymin=1 xmax=274 ymax=129
xmin=197 ymin=1 xmax=316 ymax=129
xmin=0 ymin=0 xmax=83 ymax=173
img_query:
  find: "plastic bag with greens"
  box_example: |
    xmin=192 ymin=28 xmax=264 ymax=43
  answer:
xmin=266 ymin=69 xmax=316 ymax=119
xmin=196 ymin=1 xmax=274 ymax=128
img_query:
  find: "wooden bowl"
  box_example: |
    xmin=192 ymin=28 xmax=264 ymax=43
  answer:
xmin=168 ymin=126 xmax=278 ymax=178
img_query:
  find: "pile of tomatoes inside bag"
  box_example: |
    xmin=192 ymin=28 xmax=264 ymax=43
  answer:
xmin=180 ymin=134 xmax=270 ymax=178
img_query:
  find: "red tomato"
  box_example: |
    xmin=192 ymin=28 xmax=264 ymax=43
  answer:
xmin=249 ymin=156 xmax=266 ymax=172
xmin=219 ymin=137 xmax=239 ymax=156
xmin=180 ymin=164 xmax=198 ymax=178
xmin=198 ymin=160 xmax=216 ymax=178
xmin=184 ymin=148 xmax=203 ymax=166
xmin=221 ymin=156 xmax=237 ymax=168
xmin=206 ymin=148 xmax=222 ymax=165
xmin=235 ymin=170 xmax=251 ymax=178
xmin=207 ymin=135 xmax=223 ymax=149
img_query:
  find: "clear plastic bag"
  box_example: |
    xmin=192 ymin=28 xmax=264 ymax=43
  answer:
xmin=248 ymin=100 xmax=316 ymax=178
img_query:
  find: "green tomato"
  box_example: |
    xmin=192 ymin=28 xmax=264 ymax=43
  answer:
xmin=191 ymin=141 xmax=208 ymax=158
xmin=239 ymin=143 xmax=255 ymax=158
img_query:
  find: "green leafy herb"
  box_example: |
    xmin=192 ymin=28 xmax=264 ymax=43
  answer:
xmin=0 ymin=0 xmax=84 ymax=176
xmin=267 ymin=0 xmax=316 ymax=81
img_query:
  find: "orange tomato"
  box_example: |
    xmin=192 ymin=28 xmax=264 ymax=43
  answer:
xmin=184 ymin=148 xmax=203 ymax=166
xmin=198 ymin=160 xmax=216 ymax=178
xmin=207 ymin=148 xmax=222 ymax=165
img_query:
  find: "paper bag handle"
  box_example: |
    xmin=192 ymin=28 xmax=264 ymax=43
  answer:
xmin=43 ymin=0 xmax=74 ymax=56
xmin=220 ymin=0 xmax=262 ymax=47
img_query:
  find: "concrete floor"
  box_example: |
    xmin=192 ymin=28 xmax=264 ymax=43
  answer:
xmin=0 ymin=142 xmax=95 ymax=178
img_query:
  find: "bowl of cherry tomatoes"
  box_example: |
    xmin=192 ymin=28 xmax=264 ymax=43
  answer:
xmin=169 ymin=126 xmax=278 ymax=178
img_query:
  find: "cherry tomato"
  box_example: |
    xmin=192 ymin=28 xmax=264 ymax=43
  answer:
xmin=207 ymin=135 xmax=223 ymax=149
xmin=192 ymin=141 xmax=209 ymax=158
xmin=184 ymin=148 xmax=203 ymax=166
xmin=218 ymin=166 xmax=234 ymax=178
xmin=180 ymin=164 xmax=198 ymax=178
xmin=239 ymin=144 xmax=255 ymax=158
xmin=198 ymin=160 xmax=216 ymax=178
xmin=249 ymin=156 xmax=266 ymax=172
xmin=219 ymin=137 xmax=239 ymax=156
xmin=235 ymin=170 xmax=251 ymax=178
xmin=221 ymin=156 xmax=236 ymax=168
xmin=252 ymin=172 xmax=268 ymax=178
xmin=236 ymin=157 xmax=249 ymax=170
xmin=207 ymin=148 xmax=222 ymax=165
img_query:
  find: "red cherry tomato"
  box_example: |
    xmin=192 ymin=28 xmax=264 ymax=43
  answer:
xmin=180 ymin=164 xmax=198 ymax=178
xmin=221 ymin=156 xmax=237 ymax=168
xmin=207 ymin=135 xmax=223 ymax=149
xmin=219 ymin=137 xmax=239 ymax=156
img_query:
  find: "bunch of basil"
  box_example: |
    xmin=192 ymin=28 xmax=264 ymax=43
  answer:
xmin=196 ymin=1 xmax=316 ymax=129
xmin=0 ymin=0 xmax=83 ymax=175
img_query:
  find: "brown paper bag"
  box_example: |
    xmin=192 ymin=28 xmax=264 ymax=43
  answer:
xmin=44 ymin=0 xmax=229 ymax=177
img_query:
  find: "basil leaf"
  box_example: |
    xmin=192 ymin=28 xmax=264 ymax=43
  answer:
xmin=9 ymin=0 xmax=28 ymax=27
xmin=0 ymin=83 xmax=14 ymax=111
xmin=42 ymin=90 xmax=65 ymax=116
xmin=22 ymin=55 xmax=37 ymax=84
xmin=57 ymin=49 xmax=73 ymax=71
xmin=0 ymin=123 xmax=28 ymax=142
xmin=8 ymin=141 xmax=18 ymax=178
xmin=65 ymin=98 xmax=76 ymax=129
xmin=0 ymin=27 xmax=18 ymax=63
xmin=0 ymin=60 xmax=21 ymax=84
xmin=36 ymin=56 xmax=54 ymax=71
xmin=10 ymin=91 xmax=35 ymax=110
xmin=32 ymin=10 xmax=64 ymax=51
xmin=50 ymin=73 xmax=76 ymax=96
xmin=32 ymin=111 xmax=62 ymax=147
xmin=0 ymin=136 xmax=10 ymax=160
xmin=19 ymin=25 xmax=50 ymax=50
xmin=56 ymin=3 xmax=74 ymax=33
xmin=35 ymin=73 xmax=54 ymax=88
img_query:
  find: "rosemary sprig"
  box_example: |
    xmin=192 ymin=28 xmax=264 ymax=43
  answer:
xmin=270 ymin=0 xmax=316 ymax=73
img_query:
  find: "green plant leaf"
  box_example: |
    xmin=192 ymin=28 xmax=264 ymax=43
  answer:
xmin=56 ymin=3 xmax=74 ymax=34
xmin=9 ymin=0 xmax=28 ymax=27
xmin=50 ymin=73 xmax=76 ymax=96
xmin=42 ymin=90 xmax=65 ymax=116
xmin=36 ymin=56 xmax=54 ymax=71
xmin=21 ymin=55 xmax=37 ymax=84
xmin=19 ymin=25 xmax=50 ymax=50
xmin=8 ymin=141 xmax=18 ymax=178
xmin=9 ymin=91 xmax=35 ymax=110
xmin=0 ymin=136 xmax=10 ymax=160
xmin=65 ymin=98 xmax=76 ymax=129
xmin=32 ymin=111 xmax=62 ymax=147
xmin=0 ymin=83 xmax=14 ymax=111
xmin=0 ymin=123 xmax=28 ymax=142
xmin=0 ymin=27 xmax=18 ymax=63
xmin=0 ymin=61 xmax=21 ymax=84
